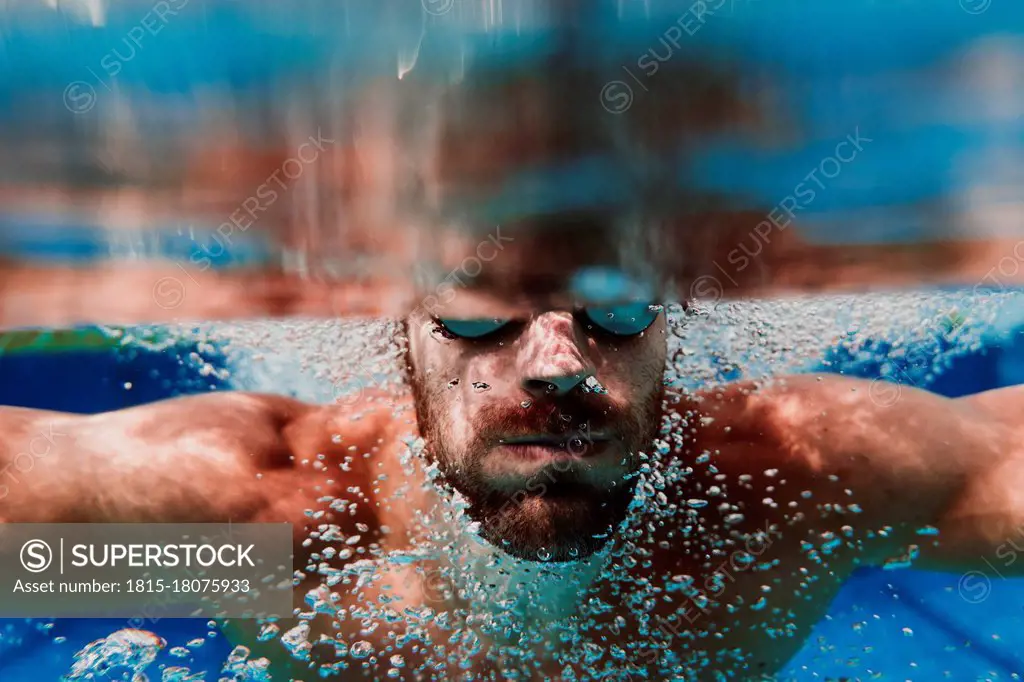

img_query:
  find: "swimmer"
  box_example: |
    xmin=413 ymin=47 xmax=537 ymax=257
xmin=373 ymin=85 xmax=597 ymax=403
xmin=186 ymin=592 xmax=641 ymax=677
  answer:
xmin=1 ymin=245 xmax=1022 ymax=682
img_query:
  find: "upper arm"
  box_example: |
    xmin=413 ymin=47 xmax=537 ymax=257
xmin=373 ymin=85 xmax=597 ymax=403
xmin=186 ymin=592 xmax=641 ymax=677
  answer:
xmin=0 ymin=390 xmax=399 ymax=526
xmin=772 ymin=376 xmax=1024 ymax=571
xmin=698 ymin=375 xmax=1023 ymax=571
xmin=919 ymin=386 xmax=1024 ymax=570
xmin=0 ymin=405 xmax=82 ymax=520
xmin=962 ymin=385 xmax=1024 ymax=434
xmin=0 ymin=393 xmax=317 ymax=523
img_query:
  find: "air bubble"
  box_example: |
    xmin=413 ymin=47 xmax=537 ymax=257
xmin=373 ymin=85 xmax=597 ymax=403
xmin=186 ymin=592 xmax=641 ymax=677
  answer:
xmin=350 ymin=640 xmax=374 ymax=659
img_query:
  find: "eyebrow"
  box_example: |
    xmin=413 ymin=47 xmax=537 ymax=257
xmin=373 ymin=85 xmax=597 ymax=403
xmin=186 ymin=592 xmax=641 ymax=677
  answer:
xmin=461 ymin=262 xmax=661 ymax=302
xmin=464 ymin=270 xmax=570 ymax=299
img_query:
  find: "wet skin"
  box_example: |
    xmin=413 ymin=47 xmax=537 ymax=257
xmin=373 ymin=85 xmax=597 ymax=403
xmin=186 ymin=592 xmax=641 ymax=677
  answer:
xmin=0 ymin=308 xmax=1023 ymax=680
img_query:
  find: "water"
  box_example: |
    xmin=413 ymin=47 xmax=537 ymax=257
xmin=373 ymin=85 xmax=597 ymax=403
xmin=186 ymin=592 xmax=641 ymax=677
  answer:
xmin=3 ymin=1 xmax=1024 ymax=679
xmin=2 ymin=0 xmax=1023 ymax=328
xmin=1 ymin=288 xmax=1024 ymax=679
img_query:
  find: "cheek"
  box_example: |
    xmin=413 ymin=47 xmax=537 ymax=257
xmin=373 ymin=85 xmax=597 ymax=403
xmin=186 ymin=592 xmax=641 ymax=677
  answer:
xmin=449 ymin=343 xmax=516 ymax=396
xmin=630 ymin=330 xmax=668 ymax=392
xmin=435 ymin=390 xmax=469 ymax=449
xmin=594 ymin=341 xmax=665 ymax=399
xmin=414 ymin=344 xmax=481 ymax=453
xmin=448 ymin=354 xmax=508 ymax=446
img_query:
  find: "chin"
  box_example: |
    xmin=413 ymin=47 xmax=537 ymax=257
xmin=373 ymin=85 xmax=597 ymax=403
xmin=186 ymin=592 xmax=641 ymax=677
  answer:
xmin=472 ymin=484 xmax=635 ymax=563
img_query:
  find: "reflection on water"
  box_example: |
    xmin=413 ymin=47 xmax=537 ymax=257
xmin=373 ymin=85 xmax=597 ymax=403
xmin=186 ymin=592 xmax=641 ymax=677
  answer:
xmin=1 ymin=1 xmax=1024 ymax=326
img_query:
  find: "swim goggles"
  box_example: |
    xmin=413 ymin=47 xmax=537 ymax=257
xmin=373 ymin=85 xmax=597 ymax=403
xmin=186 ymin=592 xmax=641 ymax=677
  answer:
xmin=434 ymin=301 xmax=660 ymax=339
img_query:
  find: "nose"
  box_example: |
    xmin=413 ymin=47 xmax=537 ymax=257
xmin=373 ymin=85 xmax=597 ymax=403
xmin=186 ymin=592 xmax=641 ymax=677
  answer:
xmin=516 ymin=312 xmax=594 ymax=398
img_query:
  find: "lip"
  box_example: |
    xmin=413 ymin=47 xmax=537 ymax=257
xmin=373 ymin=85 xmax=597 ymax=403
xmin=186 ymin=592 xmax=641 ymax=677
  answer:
xmin=483 ymin=436 xmax=628 ymax=489
xmin=499 ymin=432 xmax=614 ymax=444
xmin=496 ymin=433 xmax=615 ymax=458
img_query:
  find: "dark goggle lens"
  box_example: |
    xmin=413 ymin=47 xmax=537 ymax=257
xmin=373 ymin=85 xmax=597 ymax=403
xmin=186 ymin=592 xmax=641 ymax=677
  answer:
xmin=437 ymin=304 xmax=659 ymax=339
xmin=435 ymin=318 xmax=510 ymax=339
xmin=582 ymin=302 xmax=660 ymax=336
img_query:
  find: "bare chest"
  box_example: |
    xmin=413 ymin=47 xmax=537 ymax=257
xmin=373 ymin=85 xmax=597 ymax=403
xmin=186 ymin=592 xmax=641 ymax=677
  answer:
xmin=312 ymin=534 xmax=853 ymax=681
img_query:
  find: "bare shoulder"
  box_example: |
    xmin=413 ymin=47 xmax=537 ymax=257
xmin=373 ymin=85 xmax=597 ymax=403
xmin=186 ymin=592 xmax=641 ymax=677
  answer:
xmin=690 ymin=373 xmax=1000 ymax=509
xmin=682 ymin=374 xmax=1024 ymax=575
xmin=694 ymin=372 xmax=959 ymax=433
xmin=688 ymin=374 xmax=855 ymax=445
xmin=104 ymin=390 xmax=312 ymax=428
xmin=76 ymin=388 xmax=406 ymax=448
xmin=689 ymin=372 xmax=970 ymax=480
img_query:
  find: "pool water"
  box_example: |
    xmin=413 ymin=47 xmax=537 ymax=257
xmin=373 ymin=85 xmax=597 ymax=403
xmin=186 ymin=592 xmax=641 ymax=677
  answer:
xmin=1 ymin=296 xmax=1023 ymax=680
xmin=2 ymin=0 xmax=1023 ymax=676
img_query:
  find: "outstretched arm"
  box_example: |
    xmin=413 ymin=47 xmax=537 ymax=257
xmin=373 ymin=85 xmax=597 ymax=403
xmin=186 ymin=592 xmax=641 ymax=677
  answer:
xmin=0 ymin=391 xmax=390 ymax=528
xmin=0 ymin=391 xmax=408 ymax=679
xmin=696 ymin=374 xmax=1024 ymax=574
xmin=921 ymin=384 xmax=1024 ymax=570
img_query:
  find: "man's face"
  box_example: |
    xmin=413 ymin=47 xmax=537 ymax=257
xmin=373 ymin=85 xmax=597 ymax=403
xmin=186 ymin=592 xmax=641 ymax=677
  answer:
xmin=405 ymin=292 xmax=667 ymax=562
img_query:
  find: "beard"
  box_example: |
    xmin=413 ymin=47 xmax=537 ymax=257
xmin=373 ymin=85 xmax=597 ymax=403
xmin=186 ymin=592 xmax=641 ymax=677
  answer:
xmin=408 ymin=368 xmax=664 ymax=563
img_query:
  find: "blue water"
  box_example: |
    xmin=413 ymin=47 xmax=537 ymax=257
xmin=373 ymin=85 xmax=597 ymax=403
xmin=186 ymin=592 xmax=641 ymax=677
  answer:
xmin=2 ymin=0 xmax=1023 ymax=265
xmin=2 ymin=0 xmax=1024 ymax=676
xmin=0 ymin=324 xmax=1023 ymax=679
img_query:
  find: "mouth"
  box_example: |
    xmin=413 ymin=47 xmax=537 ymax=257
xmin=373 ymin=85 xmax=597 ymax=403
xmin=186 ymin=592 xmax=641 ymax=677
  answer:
xmin=480 ymin=431 xmax=630 ymax=491
xmin=496 ymin=432 xmax=615 ymax=458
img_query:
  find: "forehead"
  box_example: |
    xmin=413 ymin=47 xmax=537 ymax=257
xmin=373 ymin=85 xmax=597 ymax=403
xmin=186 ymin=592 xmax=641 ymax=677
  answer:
xmin=411 ymin=219 xmax=667 ymax=319
xmin=414 ymin=264 xmax=662 ymax=319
